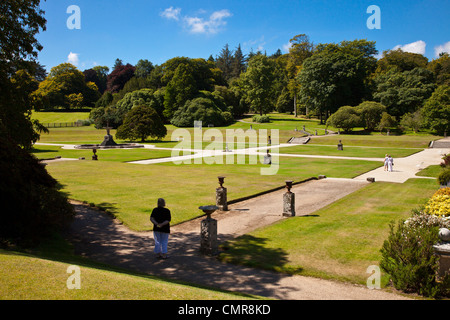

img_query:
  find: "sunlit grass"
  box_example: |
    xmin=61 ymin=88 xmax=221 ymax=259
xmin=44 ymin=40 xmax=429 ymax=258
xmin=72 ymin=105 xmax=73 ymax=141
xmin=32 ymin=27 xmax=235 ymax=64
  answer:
xmin=0 ymin=250 xmax=256 ymax=300
xmin=219 ymin=178 xmax=439 ymax=285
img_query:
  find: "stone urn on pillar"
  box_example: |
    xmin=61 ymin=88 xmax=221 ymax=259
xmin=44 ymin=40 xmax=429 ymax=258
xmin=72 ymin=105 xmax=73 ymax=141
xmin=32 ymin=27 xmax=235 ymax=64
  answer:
xmin=433 ymin=228 xmax=450 ymax=279
xmin=283 ymin=180 xmax=296 ymax=217
xmin=216 ymin=176 xmax=228 ymax=211
xmin=199 ymin=205 xmax=219 ymax=255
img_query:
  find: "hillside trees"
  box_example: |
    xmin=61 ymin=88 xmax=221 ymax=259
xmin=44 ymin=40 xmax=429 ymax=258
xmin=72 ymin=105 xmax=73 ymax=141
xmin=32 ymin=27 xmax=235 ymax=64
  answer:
xmin=240 ymin=54 xmax=276 ymax=115
xmin=32 ymin=63 xmax=101 ymax=110
xmin=298 ymin=40 xmax=378 ymax=123
xmin=286 ymin=34 xmax=314 ymax=116
xmin=422 ymin=85 xmax=450 ymax=135
xmin=106 ymin=63 xmax=136 ymax=93
xmin=373 ymin=67 xmax=436 ymax=119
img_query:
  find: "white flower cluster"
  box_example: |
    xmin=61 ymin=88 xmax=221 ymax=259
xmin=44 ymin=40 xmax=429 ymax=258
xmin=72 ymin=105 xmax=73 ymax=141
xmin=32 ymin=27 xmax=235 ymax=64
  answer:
xmin=404 ymin=211 xmax=450 ymax=233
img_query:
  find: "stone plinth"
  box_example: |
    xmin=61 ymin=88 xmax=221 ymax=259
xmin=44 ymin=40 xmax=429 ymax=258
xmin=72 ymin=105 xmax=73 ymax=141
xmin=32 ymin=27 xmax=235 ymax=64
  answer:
xmin=337 ymin=140 xmax=343 ymax=151
xmin=433 ymin=243 xmax=450 ymax=279
xmin=216 ymin=176 xmax=228 ymax=211
xmin=199 ymin=205 xmax=219 ymax=255
xmin=200 ymin=217 xmax=218 ymax=255
xmin=283 ymin=181 xmax=295 ymax=217
xmin=283 ymin=192 xmax=295 ymax=217
xmin=100 ymin=134 xmax=117 ymax=146
xmin=216 ymin=187 xmax=228 ymax=211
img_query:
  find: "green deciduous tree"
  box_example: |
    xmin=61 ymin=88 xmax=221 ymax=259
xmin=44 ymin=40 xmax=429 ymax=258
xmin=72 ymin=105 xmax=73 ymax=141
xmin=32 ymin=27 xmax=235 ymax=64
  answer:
xmin=377 ymin=112 xmax=397 ymax=132
xmin=326 ymin=106 xmax=361 ymax=132
xmin=116 ymin=105 xmax=167 ymax=142
xmin=355 ymin=101 xmax=386 ymax=131
xmin=427 ymin=53 xmax=450 ymax=86
xmin=135 ymin=59 xmax=154 ymax=78
xmin=0 ymin=0 xmax=74 ymax=247
xmin=298 ymin=40 xmax=377 ymax=123
xmin=421 ymin=85 xmax=450 ymax=135
xmin=171 ymin=97 xmax=229 ymax=127
xmin=400 ymin=110 xmax=424 ymax=133
xmin=376 ymin=49 xmax=428 ymax=74
xmin=240 ymin=54 xmax=276 ymax=115
xmin=373 ymin=68 xmax=436 ymax=118
xmin=32 ymin=63 xmax=100 ymax=110
xmin=163 ymin=63 xmax=197 ymax=119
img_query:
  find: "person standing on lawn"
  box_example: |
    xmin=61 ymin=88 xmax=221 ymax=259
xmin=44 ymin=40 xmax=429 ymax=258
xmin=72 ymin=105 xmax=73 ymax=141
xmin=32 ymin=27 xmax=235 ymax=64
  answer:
xmin=150 ymin=198 xmax=171 ymax=259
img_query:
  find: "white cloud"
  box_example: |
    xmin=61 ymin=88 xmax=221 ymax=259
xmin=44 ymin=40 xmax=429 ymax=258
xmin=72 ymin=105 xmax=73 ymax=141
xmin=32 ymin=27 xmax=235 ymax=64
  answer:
xmin=67 ymin=52 xmax=80 ymax=66
xmin=160 ymin=7 xmax=231 ymax=35
xmin=393 ymin=40 xmax=426 ymax=55
xmin=160 ymin=6 xmax=181 ymax=20
xmin=434 ymin=41 xmax=450 ymax=57
xmin=282 ymin=42 xmax=292 ymax=53
xmin=184 ymin=9 xmax=232 ymax=35
xmin=244 ymin=36 xmax=266 ymax=52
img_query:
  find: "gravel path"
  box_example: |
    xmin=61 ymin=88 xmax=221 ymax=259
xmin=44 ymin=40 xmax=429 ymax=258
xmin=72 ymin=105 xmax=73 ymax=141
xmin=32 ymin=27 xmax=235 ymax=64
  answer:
xmin=68 ymin=178 xmax=409 ymax=300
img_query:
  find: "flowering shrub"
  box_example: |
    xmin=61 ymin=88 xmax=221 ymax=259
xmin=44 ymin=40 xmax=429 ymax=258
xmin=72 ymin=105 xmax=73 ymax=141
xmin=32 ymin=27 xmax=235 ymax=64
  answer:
xmin=434 ymin=187 xmax=450 ymax=196
xmin=380 ymin=210 xmax=450 ymax=298
xmin=424 ymin=188 xmax=450 ymax=217
xmin=404 ymin=209 xmax=450 ymax=230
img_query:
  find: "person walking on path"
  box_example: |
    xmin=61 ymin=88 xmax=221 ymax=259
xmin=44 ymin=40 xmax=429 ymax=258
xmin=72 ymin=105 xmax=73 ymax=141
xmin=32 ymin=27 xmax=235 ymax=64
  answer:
xmin=150 ymin=198 xmax=171 ymax=259
xmin=384 ymin=154 xmax=389 ymax=171
xmin=387 ymin=155 xmax=394 ymax=172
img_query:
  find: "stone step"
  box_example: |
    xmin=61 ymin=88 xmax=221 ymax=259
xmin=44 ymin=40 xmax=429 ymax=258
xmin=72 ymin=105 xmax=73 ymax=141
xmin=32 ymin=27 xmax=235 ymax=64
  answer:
xmin=430 ymin=140 xmax=450 ymax=149
xmin=288 ymin=137 xmax=310 ymax=144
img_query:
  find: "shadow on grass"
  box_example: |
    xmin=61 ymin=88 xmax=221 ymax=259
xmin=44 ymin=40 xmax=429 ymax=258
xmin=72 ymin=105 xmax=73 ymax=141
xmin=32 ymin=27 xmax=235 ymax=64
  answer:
xmin=64 ymin=202 xmax=286 ymax=298
xmin=219 ymin=235 xmax=303 ymax=275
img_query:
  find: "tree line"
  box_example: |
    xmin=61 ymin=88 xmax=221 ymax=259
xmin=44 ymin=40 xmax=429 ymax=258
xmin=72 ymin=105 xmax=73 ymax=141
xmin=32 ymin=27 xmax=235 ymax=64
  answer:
xmin=28 ymin=35 xmax=450 ymax=138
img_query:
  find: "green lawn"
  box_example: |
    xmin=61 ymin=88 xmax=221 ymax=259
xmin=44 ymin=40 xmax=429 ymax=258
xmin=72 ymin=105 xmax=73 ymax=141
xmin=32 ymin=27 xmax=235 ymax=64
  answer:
xmin=308 ymin=133 xmax=437 ymax=149
xmin=0 ymin=249 xmax=255 ymax=300
xmin=279 ymin=144 xmax=421 ymax=158
xmin=45 ymin=156 xmax=381 ymax=230
xmin=27 ymin=112 xmax=445 ymax=291
xmin=219 ymin=178 xmax=439 ymax=285
xmin=31 ymin=145 xmax=185 ymax=162
xmin=32 ymin=111 xmax=90 ymax=123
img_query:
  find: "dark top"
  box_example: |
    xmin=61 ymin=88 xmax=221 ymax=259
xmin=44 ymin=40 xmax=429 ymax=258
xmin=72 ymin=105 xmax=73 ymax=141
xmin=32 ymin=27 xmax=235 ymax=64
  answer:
xmin=150 ymin=207 xmax=171 ymax=233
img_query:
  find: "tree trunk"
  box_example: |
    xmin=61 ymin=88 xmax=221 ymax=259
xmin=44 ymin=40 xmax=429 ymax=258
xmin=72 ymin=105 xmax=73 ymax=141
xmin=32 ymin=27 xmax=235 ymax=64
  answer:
xmin=294 ymin=95 xmax=297 ymax=117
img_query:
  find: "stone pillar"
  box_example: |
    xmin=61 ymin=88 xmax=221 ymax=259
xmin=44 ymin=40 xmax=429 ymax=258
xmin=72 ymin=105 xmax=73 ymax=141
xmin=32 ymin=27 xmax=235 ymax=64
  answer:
xmin=337 ymin=140 xmax=343 ymax=151
xmin=199 ymin=206 xmax=219 ymax=255
xmin=216 ymin=176 xmax=228 ymax=211
xmin=283 ymin=180 xmax=295 ymax=217
xmin=434 ymin=228 xmax=450 ymax=279
xmin=92 ymin=148 xmax=98 ymax=160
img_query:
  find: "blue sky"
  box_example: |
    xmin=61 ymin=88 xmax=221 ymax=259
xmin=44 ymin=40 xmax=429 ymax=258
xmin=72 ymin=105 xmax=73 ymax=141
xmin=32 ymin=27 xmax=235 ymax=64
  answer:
xmin=36 ymin=0 xmax=450 ymax=72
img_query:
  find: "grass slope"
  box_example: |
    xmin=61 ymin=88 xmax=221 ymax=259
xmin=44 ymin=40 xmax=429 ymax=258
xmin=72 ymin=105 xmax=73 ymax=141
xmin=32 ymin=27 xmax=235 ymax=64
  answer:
xmin=219 ymin=178 xmax=439 ymax=285
xmin=0 ymin=249 xmax=255 ymax=300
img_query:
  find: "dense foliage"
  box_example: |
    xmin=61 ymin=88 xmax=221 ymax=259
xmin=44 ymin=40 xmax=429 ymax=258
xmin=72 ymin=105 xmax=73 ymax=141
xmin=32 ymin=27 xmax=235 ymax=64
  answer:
xmin=0 ymin=136 xmax=74 ymax=247
xmin=116 ymin=105 xmax=167 ymax=142
xmin=380 ymin=210 xmax=450 ymax=298
xmin=0 ymin=0 xmax=74 ymax=247
xmin=26 ymin=33 xmax=448 ymax=134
